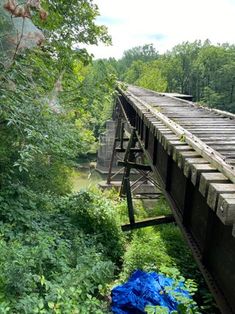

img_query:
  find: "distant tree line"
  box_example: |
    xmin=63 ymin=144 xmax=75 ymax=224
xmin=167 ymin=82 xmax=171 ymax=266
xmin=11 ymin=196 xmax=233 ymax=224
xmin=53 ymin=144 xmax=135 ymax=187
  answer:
xmin=104 ymin=41 xmax=235 ymax=112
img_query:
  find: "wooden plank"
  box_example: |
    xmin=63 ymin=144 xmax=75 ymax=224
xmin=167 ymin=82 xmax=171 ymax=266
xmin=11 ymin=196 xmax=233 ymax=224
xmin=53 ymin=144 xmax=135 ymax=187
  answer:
xmin=205 ymin=141 xmax=235 ymax=145
xmin=217 ymin=194 xmax=235 ymax=225
xmin=125 ymin=176 xmax=135 ymax=225
xmin=157 ymin=130 xmax=174 ymax=142
xmin=198 ymin=137 xmax=235 ymax=141
xmin=165 ymin=140 xmax=186 ymax=155
xmin=213 ymin=108 xmax=235 ymax=119
xmin=186 ymin=128 xmax=235 ymax=131
xmin=190 ymin=164 xmax=216 ymax=186
xmin=165 ymin=114 xmax=218 ymax=118
xmin=177 ymin=151 xmax=201 ymax=169
xmin=199 ymin=173 xmax=228 ymax=197
xmin=183 ymin=158 xmax=208 ymax=177
xmin=174 ymin=117 xmax=230 ymax=120
xmin=190 ymin=130 xmax=235 ymax=134
xmin=211 ymin=146 xmax=235 ymax=151
xmin=181 ymin=122 xmax=235 ymax=125
xmin=126 ymin=92 xmax=235 ymax=185
xmin=207 ymin=183 xmax=235 ymax=210
xmin=171 ymin=144 xmax=192 ymax=155
xmin=161 ymin=134 xmax=179 ymax=150
xmin=227 ymin=160 xmax=235 ymax=165
xmin=218 ymin=152 xmax=235 ymax=157
xmin=172 ymin=145 xmax=193 ymax=162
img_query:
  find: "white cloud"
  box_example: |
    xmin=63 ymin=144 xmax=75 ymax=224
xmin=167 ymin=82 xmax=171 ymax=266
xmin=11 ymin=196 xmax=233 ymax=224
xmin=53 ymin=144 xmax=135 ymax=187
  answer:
xmin=87 ymin=0 xmax=235 ymax=59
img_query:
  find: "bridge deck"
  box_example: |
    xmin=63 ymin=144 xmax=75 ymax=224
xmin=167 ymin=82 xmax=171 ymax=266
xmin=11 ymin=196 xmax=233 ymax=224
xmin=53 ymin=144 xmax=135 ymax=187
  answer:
xmin=128 ymin=85 xmax=235 ymax=164
xmin=117 ymin=84 xmax=235 ymax=313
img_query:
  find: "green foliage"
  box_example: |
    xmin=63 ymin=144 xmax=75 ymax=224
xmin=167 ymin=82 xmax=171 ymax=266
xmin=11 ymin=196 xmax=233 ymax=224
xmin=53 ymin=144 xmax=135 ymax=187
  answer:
xmin=144 ymin=266 xmax=199 ymax=313
xmin=115 ymin=40 xmax=235 ymax=112
xmin=121 ymin=225 xmax=189 ymax=277
xmin=78 ymin=59 xmax=118 ymax=137
xmin=60 ymin=190 xmax=125 ymax=263
xmin=35 ymin=0 xmax=111 ymax=48
xmin=112 ymin=194 xmax=218 ymax=313
xmin=135 ymin=60 xmax=167 ymax=92
xmin=117 ymin=44 xmax=159 ymax=79
xmin=0 ymin=2 xmax=121 ymax=312
xmin=124 ymin=60 xmax=145 ymax=83
xmin=0 ymin=186 xmax=126 ymax=313
xmin=0 ymin=0 xmax=116 ymax=195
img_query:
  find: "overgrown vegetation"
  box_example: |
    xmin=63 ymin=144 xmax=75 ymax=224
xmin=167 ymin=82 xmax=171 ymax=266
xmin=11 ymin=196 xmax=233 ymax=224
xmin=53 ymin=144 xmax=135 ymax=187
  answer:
xmin=0 ymin=0 xmax=121 ymax=312
xmin=0 ymin=188 xmax=124 ymax=313
xmin=111 ymin=196 xmax=219 ymax=314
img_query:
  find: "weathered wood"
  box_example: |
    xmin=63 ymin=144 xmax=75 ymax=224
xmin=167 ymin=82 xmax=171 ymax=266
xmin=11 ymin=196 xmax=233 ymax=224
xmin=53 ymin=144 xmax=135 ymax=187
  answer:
xmin=206 ymin=141 xmax=235 ymax=145
xmin=167 ymin=142 xmax=186 ymax=156
xmin=217 ymin=194 xmax=235 ymax=225
xmin=158 ymin=132 xmax=176 ymax=144
xmin=160 ymin=134 xmax=179 ymax=149
xmin=128 ymin=91 xmax=235 ymax=185
xmin=125 ymin=175 xmax=135 ymax=225
xmin=190 ymin=164 xmax=217 ymax=186
xmin=181 ymin=122 xmax=235 ymax=126
xmin=183 ymin=158 xmax=208 ymax=177
xmin=172 ymin=145 xmax=193 ymax=163
xmin=199 ymin=172 xmax=228 ymax=197
xmin=212 ymin=146 xmax=235 ymax=151
xmin=186 ymin=128 xmax=235 ymax=131
xmin=213 ymin=108 xmax=235 ymax=119
xmin=177 ymin=151 xmax=201 ymax=169
xmin=207 ymin=183 xmax=235 ymax=211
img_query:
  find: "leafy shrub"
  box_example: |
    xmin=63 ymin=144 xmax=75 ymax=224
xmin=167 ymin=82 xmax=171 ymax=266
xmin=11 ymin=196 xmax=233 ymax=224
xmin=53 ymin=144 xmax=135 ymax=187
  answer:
xmin=0 ymin=186 xmax=125 ymax=313
xmin=59 ymin=191 xmax=125 ymax=264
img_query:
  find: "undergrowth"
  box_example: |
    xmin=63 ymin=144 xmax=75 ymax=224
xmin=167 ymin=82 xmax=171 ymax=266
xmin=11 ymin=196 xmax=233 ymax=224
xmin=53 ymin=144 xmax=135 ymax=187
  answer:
xmin=107 ymin=191 xmax=219 ymax=314
xmin=0 ymin=183 xmax=219 ymax=313
xmin=0 ymin=186 xmax=124 ymax=313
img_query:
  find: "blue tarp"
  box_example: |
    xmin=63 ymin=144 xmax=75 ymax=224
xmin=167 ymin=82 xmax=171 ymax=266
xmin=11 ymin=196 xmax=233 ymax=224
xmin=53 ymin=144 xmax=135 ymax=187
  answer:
xmin=111 ymin=270 xmax=191 ymax=314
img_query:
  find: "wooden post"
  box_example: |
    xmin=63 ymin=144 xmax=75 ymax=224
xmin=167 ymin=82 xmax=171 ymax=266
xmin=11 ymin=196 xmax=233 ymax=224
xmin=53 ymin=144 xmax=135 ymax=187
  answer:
xmin=125 ymin=174 xmax=135 ymax=225
xmin=120 ymin=128 xmax=138 ymax=196
xmin=120 ymin=121 xmax=125 ymax=150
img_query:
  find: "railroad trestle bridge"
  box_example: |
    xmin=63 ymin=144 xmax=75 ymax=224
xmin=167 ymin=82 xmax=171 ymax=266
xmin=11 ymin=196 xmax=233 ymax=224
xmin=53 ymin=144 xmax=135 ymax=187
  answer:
xmin=106 ymin=84 xmax=235 ymax=313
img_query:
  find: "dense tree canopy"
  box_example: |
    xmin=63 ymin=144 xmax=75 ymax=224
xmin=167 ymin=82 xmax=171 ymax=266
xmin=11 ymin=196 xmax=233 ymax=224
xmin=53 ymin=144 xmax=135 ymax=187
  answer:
xmin=111 ymin=41 xmax=235 ymax=112
xmin=0 ymin=0 xmax=117 ymax=194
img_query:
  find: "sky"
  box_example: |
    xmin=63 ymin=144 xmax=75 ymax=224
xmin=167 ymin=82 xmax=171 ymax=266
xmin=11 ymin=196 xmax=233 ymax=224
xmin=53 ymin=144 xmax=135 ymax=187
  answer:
xmin=85 ymin=0 xmax=235 ymax=59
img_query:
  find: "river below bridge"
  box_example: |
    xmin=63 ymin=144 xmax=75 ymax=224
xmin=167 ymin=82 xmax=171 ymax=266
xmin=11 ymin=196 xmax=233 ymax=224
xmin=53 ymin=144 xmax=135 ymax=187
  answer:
xmin=71 ymin=160 xmax=103 ymax=192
